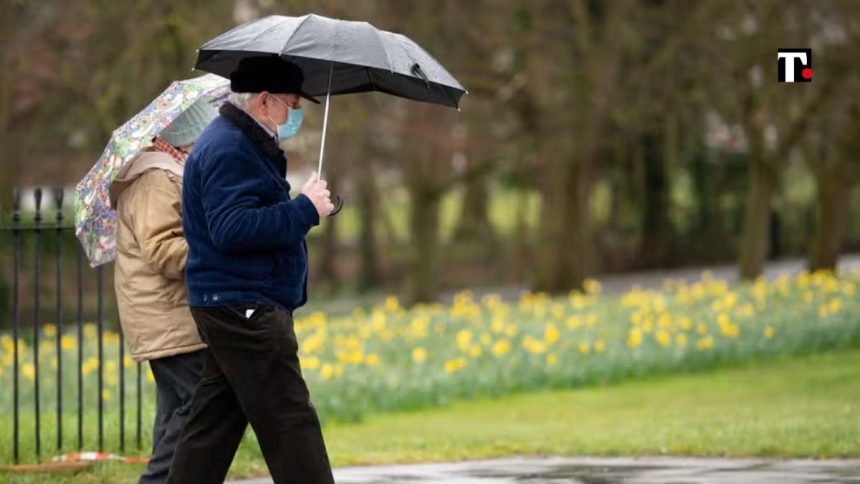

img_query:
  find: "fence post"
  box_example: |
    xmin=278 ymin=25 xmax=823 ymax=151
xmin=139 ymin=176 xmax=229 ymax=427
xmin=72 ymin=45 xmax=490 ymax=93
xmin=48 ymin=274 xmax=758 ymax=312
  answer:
xmin=76 ymin=242 xmax=84 ymax=451
xmin=12 ymin=187 xmax=21 ymax=464
xmin=137 ymin=361 xmax=142 ymax=450
xmin=54 ymin=188 xmax=64 ymax=451
xmin=97 ymin=264 xmax=104 ymax=452
xmin=33 ymin=188 xmax=42 ymax=459
xmin=119 ymin=320 xmax=125 ymax=452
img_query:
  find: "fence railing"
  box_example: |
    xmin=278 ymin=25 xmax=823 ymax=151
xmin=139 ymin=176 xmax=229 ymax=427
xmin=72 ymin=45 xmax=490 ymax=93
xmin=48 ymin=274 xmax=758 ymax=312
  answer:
xmin=1 ymin=187 xmax=149 ymax=464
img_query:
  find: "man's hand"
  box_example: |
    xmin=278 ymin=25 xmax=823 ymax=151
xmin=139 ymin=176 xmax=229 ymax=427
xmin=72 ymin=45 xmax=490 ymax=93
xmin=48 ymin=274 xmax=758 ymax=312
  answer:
xmin=301 ymin=171 xmax=335 ymax=218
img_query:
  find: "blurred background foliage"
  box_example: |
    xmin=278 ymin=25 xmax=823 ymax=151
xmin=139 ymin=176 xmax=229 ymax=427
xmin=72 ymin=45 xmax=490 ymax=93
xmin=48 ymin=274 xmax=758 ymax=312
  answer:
xmin=1 ymin=0 xmax=860 ymax=305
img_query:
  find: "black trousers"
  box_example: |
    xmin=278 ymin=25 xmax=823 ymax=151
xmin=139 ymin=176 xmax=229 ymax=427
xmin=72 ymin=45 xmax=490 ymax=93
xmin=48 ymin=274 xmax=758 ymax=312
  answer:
xmin=166 ymin=304 xmax=334 ymax=484
xmin=139 ymin=350 xmax=206 ymax=484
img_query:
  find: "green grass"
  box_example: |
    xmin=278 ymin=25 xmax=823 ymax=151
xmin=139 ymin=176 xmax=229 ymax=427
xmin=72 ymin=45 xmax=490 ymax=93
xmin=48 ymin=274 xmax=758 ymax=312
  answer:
xmin=324 ymin=348 xmax=860 ymax=465
xmin=2 ymin=348 xmax=859 ymax=482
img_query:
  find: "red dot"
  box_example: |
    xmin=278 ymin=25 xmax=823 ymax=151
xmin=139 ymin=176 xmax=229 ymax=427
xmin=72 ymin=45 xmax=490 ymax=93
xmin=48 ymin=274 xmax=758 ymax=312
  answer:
xmin=802 ymin=68 xmax=812 ymax=79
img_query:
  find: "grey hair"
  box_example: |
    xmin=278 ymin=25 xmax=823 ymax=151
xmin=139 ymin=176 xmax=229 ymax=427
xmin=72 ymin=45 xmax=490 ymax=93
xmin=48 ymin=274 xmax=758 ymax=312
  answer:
xmin=227 ymin=92 xmax=257 ymax=109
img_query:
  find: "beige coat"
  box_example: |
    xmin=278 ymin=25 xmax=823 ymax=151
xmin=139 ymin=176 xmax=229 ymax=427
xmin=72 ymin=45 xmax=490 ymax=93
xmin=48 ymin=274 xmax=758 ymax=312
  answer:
xmin=110 ymin=150 xmax=205 ymax=361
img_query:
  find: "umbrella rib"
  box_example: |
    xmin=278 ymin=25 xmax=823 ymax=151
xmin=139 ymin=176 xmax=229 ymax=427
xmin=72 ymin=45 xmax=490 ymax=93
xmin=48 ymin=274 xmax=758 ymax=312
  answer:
xmin=240 ymin=16 xmax=294 ymax=53
xmin=366 ymin=67 xmax=379 ymax=92
xmin=372 ymin=29 xmax=395 ymax=72
xmin=278 ymin=14 xmax=314 ymax=57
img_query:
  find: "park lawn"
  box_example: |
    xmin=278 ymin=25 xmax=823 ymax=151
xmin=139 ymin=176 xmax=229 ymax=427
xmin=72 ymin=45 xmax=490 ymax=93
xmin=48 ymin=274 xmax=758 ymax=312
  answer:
xmin=320 ymin=348 xmax=860 ymax=466
xmin=4 ymin=347 xmax=857 ymax=483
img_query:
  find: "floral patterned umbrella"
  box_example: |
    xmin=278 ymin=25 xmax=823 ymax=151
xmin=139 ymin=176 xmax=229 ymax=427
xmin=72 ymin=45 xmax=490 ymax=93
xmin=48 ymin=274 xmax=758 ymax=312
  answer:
xmin=74 ymin=73 xmax=229 ymax=267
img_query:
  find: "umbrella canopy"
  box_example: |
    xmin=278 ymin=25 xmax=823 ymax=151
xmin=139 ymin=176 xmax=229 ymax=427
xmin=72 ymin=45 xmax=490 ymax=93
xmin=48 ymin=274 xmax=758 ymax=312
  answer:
xmin=75 ymin=74 xmax=229 ymax=267
xmin=195 ymin=14 xmax=467 ymax=109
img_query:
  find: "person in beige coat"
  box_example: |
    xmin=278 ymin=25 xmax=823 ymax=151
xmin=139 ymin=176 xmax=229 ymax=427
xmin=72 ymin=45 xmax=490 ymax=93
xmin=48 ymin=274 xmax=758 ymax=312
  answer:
xmin=109 ymin=98 xmax=216 ymax=484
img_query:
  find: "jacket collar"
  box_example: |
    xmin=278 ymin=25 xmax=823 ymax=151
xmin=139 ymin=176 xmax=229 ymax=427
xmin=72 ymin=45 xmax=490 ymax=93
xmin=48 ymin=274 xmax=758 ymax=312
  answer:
xmin=109 ymin=150 xmax=183 ymax=208
xmin=219 ymin=102 xmax=284 ymax=160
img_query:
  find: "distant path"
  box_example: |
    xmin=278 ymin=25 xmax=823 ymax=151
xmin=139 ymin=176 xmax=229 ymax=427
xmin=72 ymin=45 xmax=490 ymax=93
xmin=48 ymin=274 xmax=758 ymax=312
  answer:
xmin=305 ymin=254 xmax=860 ymax=315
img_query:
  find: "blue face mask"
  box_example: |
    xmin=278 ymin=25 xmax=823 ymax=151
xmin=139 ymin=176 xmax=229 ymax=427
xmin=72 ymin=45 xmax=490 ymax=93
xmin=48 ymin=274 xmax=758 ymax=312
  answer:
xmin=267 ymin=96 xmax=303 ymax=141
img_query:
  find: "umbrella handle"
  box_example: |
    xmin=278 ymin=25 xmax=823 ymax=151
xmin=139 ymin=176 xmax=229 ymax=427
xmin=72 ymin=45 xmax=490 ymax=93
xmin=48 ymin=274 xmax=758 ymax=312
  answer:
xmin=329 ymin=194 xmax=344 ymax=217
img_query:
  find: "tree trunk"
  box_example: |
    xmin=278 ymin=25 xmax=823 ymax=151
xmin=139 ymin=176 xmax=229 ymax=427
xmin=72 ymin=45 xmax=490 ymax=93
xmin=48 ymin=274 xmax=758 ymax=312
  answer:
xmin=567 ymin=163 xmax=591 ymax=291
xmin=315 ymin=147 xmax=342 ymax=291
xmin=453 ymin=173 xmax=494 ymax=244
xmin=400 ymin=101 xmax=455 ymax=304
xmin=535 ymin=154 xmax=590 ymax=293
xmin=532 ymin=0 xmax=625 ymax=293
xmin=317 ymin=206 xmax=339 ymax=290
xmin=357 ymin=160 xmax=382 ymax=291
xmin=738 ymin=158 xmax=776 ymax=279
xmin=690 ymin=147 xmax=719 ymax=241
xmin=808 ymin=166 xmax=851 ymax=272
xmin=638 ymin=132 xmax=670 ymax=267
xmin=0 ymin=160 xmax=15 ymax=217
xmin=408 ymin=186 xmax=441 ymax=304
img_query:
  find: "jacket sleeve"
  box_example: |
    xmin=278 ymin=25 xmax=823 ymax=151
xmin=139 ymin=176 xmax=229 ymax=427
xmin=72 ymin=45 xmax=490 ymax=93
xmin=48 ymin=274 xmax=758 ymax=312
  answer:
xmin=129 ymin=171 xmax=189 ymax=280
xmin=200 ymin=148 xmax=320 ymax=253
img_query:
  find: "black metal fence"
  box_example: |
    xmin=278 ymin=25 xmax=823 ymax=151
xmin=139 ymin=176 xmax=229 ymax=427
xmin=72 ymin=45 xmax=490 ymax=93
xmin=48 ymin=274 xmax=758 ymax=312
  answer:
xmin=1 ymin=187 xmax=150 ymax=464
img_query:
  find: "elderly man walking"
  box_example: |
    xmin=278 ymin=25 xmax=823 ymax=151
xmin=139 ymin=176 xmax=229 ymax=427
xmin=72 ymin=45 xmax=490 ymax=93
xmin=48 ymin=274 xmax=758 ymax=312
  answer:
xmin=167 ymin=57 xmax=336 ymax=484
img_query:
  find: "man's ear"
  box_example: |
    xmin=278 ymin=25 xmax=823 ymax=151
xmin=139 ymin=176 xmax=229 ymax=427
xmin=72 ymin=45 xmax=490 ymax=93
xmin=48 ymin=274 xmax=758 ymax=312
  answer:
xmin=257 ymin=91 xmax=270 ymax=109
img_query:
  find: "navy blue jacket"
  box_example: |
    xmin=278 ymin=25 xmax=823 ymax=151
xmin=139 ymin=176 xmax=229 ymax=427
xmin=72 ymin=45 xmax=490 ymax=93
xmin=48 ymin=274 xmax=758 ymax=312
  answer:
xmin=182 ymin=102 xmax=319 ymax=311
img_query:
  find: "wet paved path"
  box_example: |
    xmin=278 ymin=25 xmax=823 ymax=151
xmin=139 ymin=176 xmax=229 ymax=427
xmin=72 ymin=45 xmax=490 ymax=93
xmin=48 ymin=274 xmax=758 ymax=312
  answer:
xmin=232 ymin=456 xmax=860 ymax=483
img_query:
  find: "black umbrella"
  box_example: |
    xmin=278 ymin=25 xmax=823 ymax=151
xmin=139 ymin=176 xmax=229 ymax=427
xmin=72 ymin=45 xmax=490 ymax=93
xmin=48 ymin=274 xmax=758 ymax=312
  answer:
xmin=195 ymin=13 xmax=467 ymax=185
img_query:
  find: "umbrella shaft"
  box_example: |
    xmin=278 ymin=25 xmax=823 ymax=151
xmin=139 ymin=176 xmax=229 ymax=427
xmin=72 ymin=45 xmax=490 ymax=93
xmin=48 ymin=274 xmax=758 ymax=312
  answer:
xmin=317 ymin=62 xmax=334 ymax=181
